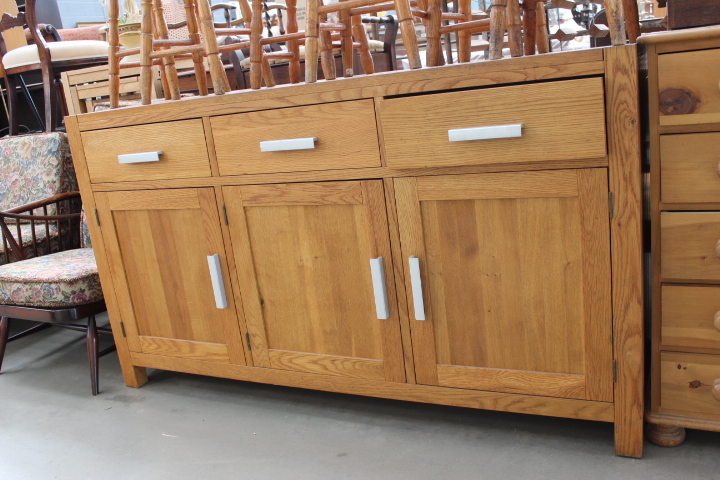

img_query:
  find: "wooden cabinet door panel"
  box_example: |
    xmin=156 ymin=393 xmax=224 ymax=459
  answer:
xmin=223 ymin=180 xmax=405 ymax=382
xmin=395 ymin=169 xmax=613 ymax=401
xmin=95 ymin=188 xmax=246 ymax=364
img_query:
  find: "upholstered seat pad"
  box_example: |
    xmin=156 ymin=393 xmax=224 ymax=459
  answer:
xmin=2 ymin=40 xmax=109 ymax=69
xmin=0 ymin=248 xmax=103 ymax=307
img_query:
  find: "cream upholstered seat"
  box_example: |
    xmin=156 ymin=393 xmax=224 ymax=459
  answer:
xmin=1 ymin=40 xmax=108 ymax=69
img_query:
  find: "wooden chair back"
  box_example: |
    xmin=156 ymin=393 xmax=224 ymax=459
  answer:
xmin=0 ymin=0 xmax=28 ymax=77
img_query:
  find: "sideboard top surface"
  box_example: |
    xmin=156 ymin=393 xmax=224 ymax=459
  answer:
xmin=73 ymin=48 xmax=606 ymax=132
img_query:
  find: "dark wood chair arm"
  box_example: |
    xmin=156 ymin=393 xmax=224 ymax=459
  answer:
xmin=1 ymin=191 xmax=83 ymax=263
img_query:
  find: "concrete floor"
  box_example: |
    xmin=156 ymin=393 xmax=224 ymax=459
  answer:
xmin=2 ymin=315 xmax=720 ymax=480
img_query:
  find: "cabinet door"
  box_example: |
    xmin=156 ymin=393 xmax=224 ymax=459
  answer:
xmin=223 ymin=180 xmax=405 ymax=382
xmin=395 ymin=169 xmax=613 ymax=401
xmin=95 ymin=188 xmax=246 ymax=364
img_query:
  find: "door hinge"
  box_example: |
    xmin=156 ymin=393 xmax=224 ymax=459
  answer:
xmin=245 ymin=332 xmax=252 ymax=351
xmin=94 ymin=208 xmax=101 ymax=226
xmin=222 ymin=205 xmax=229 ymax=225
xmin=119 ymin=321 xmax=126 ymax=337
xmin=613 ymin=360 xmax=617 ymax=383
xmin=608 ymin=192 xmax=614 ymax=220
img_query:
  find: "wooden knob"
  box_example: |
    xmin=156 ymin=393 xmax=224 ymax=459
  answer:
xmin=714 ymin=311 xmax=720 ymax=332
xmin=713 ymin=379 xmax=720 ymax=402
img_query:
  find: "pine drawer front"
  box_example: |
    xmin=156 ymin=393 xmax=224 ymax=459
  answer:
xmin=211 ymin=99 xmax=382 ymax=175
xmin=81 ymin=119 xmax=211 ymax=183
xmin=662 ymin=285 xmax=720 ymax=350
xmin=379 ymin=78 xmax=607 ymax=169
xmin=660 ymin=352 xmax=720 ymax=421
xmin=661 ymin=212 xmax=720 ymax=282
xmin=661 ymin=132 xmax=720 ymax=204
xmin=658 ymin=49 xmax=720 ymax=127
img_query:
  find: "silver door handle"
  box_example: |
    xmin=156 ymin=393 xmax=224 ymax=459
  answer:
xmin=448 ymin=124 xmax=523 ymax=142
xmin=369 ymin=257 xmax=389 ymax=320
xmin=117 ymin=151 xmax=163 ymax=164
xmin=409 ymin=256 xmax=426 ymax=321
xmin=259 ymin=137 xmax=318 ymax=152
xmin=207 ymin=254 xmax=228 ymax=309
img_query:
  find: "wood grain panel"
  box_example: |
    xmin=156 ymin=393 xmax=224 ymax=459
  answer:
xmin=139 ymin=337 xmax=230 ymax=362
xmin=81 ymin=119 xmax=211 ymax=183
xmin=660 ymin=352 xmax=720 ymax=421
xmin=605 ymin=45 xmax=644 ymax=458
xmin=657 ymin=49 xmax=720 ymax=127
xmin=437 ymin=365 xmax=586 ymax=399
xmin=212 ymin=99 xmax=381 ymax=176
xmin=662 ymin=285 xmax=720 ymax=350
xmin=660 ymin=132 xmax=720 ymax=204
xmin=223 ymin=180 xmax=406 ymax=381
xmin=578 ymin=168 xmax=613 ymax=402
xmin=131 ymin=351 xmax=616 ymax=422
xmin=239 ymin=181 xmax=364 ymax=206
xmin=269 ymin=350 xmax=385 ymax=380
xmin=396 ymin=169 xmax=612 ymax=400
xmin=95 ymin=188 xmax=246 ymax=364
xmin=661 ymin=212 xmax=720 ymax=282
xmin=106 ymin=189 xmax=201 ymax=211
xmin=380 ymin=78 xmax=606 ymax=169
xmin=416 ymin=170 xmax=578 ymax=201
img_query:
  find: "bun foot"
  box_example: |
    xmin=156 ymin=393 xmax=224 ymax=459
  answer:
xmin=646 ymin=423 xmax=686 ymax=447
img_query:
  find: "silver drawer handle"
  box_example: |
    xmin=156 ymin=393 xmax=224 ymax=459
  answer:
xmin=260 ymin=137 xmax=318 ymax=152
xmin=409 ymin=256 xmax=426 ymax=321
xmin=207 ymin=254 xmax=228 ymax=309
xmin=117 ymin=151 xmax=163 ymax=164
xmin=448 ymin=124 xmax=523 ymax=142
xmin=369 ymin=257 xmax=389 ymax=320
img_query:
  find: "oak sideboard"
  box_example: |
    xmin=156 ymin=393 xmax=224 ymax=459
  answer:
xmin=66 ymin=45 xmax=644 ymax=457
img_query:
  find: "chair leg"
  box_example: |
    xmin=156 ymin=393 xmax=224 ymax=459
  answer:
xmin=0 ymin=317 xmax=10 ymax=373
xmin=6 ymin=75 xmax=20 ymax=136
xmin=86 ymin=315 xmax=99 ymax=396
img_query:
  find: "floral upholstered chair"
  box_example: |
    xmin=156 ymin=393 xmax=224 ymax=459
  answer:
xmin=0 ymin=193 xmax=113 ymax=395
xmin=0 ymin=132 xmax=78 ymax=265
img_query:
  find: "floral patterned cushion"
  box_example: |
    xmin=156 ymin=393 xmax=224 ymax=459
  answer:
xmin=0 ymin=248 xmax=103 ymax=307
xmin=0 ymin=133 xmax=77 ymax=213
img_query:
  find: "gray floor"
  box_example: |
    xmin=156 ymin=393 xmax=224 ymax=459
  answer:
xmin=2 ymin=315 xmax=720 ymax=480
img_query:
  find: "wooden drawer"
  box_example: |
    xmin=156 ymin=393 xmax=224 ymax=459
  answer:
xmin=661 ymin=212 xmax=720 ymax=281
xmin=378 ymin=78 xmax=607 ymax=169
xmin=660 ymin=352 xmax=720 ymax=421
xmin=658 ymin=49 xmax=720 ymax=127
xmin=661 ymin=132 xmax=720 ymax=204
xmin=211 ymin=99 xmax=381 ymax=176
xmin=81 ymin=119 xmax=211 ymax=183
xmin=662 ymin=285 xmax=720 ymax=350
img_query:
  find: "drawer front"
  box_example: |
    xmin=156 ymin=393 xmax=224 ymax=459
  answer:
xmin=379 ymin=78 xmax=607 ymax=169
xmin=211 ymin=99 xmax=382 ymax=175
xmin=662 ymin=285 xmax=720 ymax=350
xmin=661 ymin=212 xmax=720 ymax=281
xmin=660 ymin=352 xmax=720 ymax=421
xmin=661 ymin=132 xmax=720 ymax=204
xmin=658 ymin=49 xmax=720 ymax=126
xmin=81 ymin=119 xmax=211 ymax=183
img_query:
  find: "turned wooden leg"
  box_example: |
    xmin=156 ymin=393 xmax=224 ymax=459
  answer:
xmin=86 ymin=315 xmax=99 ymax=396
xmin=646 ymin=423 xmax=686 ymax=447
xmin=0 ymin=317 xmax=10 ymax=372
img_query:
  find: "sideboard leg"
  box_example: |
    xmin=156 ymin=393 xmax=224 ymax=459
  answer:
xmin=122 ymin=365 xmax=148 ymax=388
xmin=646 ymin=423 xmax=686 ymax=447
